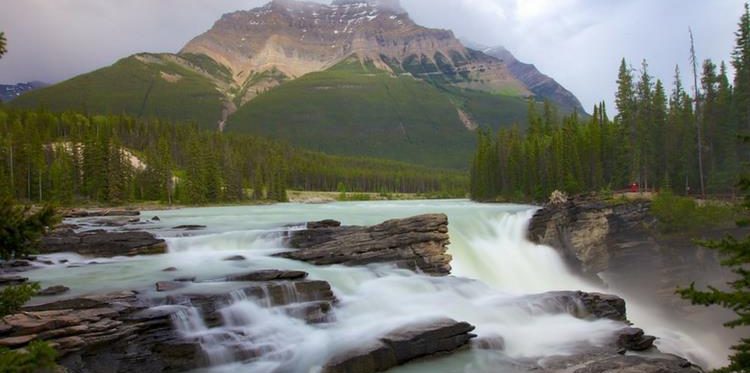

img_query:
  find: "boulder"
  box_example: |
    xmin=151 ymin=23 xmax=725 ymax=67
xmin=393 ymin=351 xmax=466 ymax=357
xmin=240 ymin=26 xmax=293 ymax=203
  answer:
xmin=277 ymin=214 xmax=452 ymax=276
xmin=225 ymin=270 xmax=308 ymax=282
xmin=172 ymin=225 xmax=207 ymax=230
xmin=307 ymin=220 xmax=342 ymax=229
xmin=530 ymin=291 xmax=627 ymax=322
xmin=223 ymin=255 xmax=246 ymax=261
xmin=616 ymin=327 xmax=656 ymax=351
xmin=38 ymin=285 xmax=70 ymax=296
xmin=156 ymin=281 xmax=187 ymax=292
xmin=40 ymin=228 xmax=167 ymax=257
xmin=323 ymin=318 xmax=476 ymax=373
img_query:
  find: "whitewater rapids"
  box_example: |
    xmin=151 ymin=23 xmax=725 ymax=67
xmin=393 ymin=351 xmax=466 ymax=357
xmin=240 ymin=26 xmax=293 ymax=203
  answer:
xmin=27 ymin=200 xmax=724 ymax=371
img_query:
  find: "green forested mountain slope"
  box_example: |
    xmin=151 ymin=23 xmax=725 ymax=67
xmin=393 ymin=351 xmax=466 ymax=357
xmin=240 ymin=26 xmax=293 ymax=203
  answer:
xmin=226 ymin=59 xmax=529 ymax=168
xmin=12 ymin=54 xmax=226 ymax=130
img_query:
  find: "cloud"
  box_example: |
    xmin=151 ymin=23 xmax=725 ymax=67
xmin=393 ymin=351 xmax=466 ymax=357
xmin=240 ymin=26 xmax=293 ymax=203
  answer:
xmin=0 ymin=0 xmax=745 ymax=111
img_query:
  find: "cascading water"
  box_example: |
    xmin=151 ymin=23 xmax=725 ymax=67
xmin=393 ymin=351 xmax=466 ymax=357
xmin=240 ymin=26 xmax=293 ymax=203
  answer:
xmin=26 ymin=201 xmax=727 ymax=372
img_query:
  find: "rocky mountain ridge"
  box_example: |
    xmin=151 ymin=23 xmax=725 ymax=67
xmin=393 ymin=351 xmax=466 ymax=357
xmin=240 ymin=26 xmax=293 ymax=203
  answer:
xmin=11 ymin=0 xmax=586 ymax=168
xmin=180 ymin=0 xmax=528 ymax=107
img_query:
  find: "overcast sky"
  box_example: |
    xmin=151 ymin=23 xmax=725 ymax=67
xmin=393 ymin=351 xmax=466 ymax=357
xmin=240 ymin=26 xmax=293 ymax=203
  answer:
xmin=0 ymin=0 xmax=745 ymax=110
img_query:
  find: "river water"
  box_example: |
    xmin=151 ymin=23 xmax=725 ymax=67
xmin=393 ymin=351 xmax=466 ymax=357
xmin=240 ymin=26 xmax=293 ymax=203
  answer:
xmin=26 ymin=200 xmax=725 ymax=372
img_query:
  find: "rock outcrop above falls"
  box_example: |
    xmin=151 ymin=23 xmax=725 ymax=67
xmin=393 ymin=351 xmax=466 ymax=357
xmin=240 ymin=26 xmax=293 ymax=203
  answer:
xmin=527 ymin=195 xmax=653 ymax=276
xmin=40 ymin=227 xmax=167 ymax=257
xmin=277 ymin=214 xmax=452 ymax=275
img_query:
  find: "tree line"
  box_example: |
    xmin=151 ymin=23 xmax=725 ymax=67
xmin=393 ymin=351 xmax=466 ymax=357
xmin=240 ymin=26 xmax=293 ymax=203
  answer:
xmin=0 ymin=108 xmax=467 ymax=206
xmin=471 ymin=4 xmax=750 ymax=202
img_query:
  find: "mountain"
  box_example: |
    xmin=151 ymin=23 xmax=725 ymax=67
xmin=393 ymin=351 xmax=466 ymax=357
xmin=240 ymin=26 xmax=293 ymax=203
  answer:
xmin=480 ymin=45 xmax=585 ymax=114
xmin=0 ymin=81 xmax=47 ymax=102
xmin=12 ymin=0 xmax=584 ymax=168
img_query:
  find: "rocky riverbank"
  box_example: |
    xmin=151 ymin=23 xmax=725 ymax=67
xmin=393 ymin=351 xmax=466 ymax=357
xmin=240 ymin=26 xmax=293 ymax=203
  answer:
xmin=0 ymin=210 xmax=706 ymax=372
xmin=527 ymin=194 xmax=744 ymax=368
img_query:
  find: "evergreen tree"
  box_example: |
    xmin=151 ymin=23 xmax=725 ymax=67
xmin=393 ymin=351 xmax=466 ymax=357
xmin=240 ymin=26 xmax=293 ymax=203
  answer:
xmin=733 ymin=3 xmax=750 ymax=137
xmin=678 ymin=173 xmax=750 ymax=373
xmin=0 ymin=32 xmax=6 ymax=59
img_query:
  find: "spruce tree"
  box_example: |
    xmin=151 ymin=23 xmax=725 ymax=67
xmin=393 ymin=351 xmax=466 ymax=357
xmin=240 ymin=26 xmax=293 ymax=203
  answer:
xmin=0 ymin=32 xmax=6 ymax=59
xmin=678 ymin=172 xmax=750 ymax=373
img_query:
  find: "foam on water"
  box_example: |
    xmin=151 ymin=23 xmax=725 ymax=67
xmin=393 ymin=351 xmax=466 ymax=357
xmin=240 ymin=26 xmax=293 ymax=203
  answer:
xmin=25 ymin=200 xmax=726 ymax=371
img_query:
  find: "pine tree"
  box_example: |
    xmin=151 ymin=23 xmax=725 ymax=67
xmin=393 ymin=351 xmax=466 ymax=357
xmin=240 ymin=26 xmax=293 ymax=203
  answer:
xmin=0 ymin=32 xmax=6 ymax=59
xmin=678 ymin=172 xmax=750 ymax=373
xmin=733 ymin=3 xmax=750 ymax=138
xmin=252 ymin=165 xmax=264 ymax=200
xmin=49 ymin=149 xmax=74 ymax=205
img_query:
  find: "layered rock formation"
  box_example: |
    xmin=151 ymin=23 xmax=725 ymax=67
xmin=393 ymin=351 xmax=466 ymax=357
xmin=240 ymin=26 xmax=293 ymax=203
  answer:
xmin=181 ymin=0 xmax=528 ymax=103
xmin=40 ymin=227 xmax=167 ymax=257
xmin=276 ymin=214 xmax=452 ymax=275
xmin=482 ymin=45 xmax=586 ymax=113
xmin=2 ymin=271 xmax=339 ymax=372
xmin=527 ymin=195 xmax=653 ymax=276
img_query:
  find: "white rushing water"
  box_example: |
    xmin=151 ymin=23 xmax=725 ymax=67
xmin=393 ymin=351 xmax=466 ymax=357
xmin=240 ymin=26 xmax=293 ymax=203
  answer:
xmin=26 ymin=200 xmax=724 ymax=371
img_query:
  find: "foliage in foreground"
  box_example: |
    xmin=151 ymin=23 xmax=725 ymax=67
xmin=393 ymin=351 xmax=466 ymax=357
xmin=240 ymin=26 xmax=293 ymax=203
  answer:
xmin=678 ymin=178 xmax=750 ymax=372
xmin=0 ymin=282 xmax=40 ymax=317
xmin=0 ymin=341 xmax=58 ymax=373
xmin=0 ymin=199 xmax=59 ymax=260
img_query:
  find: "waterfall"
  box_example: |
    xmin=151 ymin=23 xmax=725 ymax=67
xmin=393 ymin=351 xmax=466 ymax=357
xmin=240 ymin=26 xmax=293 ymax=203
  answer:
xmin=449 ymin=208 xmax=721 ymax=369
xmin=44 ymin=201 xmax=719 ymax=371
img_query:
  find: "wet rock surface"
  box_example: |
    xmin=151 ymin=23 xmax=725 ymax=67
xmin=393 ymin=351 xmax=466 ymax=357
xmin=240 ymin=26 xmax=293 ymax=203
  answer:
xmin=40 ymin=228 xmax=167 ymax=257
xmin=62 ymin=209 xmax=141 ymax=218
xmin=277 ymin=214 xmax=452 ymax=275
xmin=323 ymin=318 xmax=476 ymax=373
xmin=3 ymin=272 xmax=340 ymax=372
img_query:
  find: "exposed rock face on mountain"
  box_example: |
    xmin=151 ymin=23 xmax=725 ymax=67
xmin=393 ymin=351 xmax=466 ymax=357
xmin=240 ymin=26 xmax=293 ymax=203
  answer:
xmin=276 ymin=214 xmax=452 ymax=275
xmin=181 ymin=0 xmax=528 ymax=105
xmin=482 ymin=46 xmax=586 ymax=113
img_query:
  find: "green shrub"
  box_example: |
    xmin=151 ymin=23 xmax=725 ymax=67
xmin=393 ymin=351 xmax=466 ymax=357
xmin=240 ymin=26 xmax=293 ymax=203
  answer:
xmin=0 ymin=283 xmax=40 ymax=317
xmin=0 ymin=199 xmax=60 ymax=260
xmin=0 ymin=341 xmax=58 ymax=373
xmin=652 ymin=190 xmax=737 ymax=232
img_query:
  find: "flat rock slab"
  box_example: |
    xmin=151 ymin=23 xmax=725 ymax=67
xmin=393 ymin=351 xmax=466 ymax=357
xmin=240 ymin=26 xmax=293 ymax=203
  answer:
xmin=277 ymin=214 xmax=452 ymax=276
xmin=225 ymin=270 xmax=308 ymax=282
xmin=41 ymin=228 xmax=167 ymax=257
xmin=63 ymin=209 xmax=140 ymax=218
xmin=323 ymin=318 xmax=476 ymax=373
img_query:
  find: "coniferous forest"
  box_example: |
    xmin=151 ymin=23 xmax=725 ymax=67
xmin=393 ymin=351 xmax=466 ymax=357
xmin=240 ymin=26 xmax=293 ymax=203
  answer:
xmin=0 ymin=108 xmax=467 ymax=206
xmin=470 ymin=4 xmax=750 ymax=202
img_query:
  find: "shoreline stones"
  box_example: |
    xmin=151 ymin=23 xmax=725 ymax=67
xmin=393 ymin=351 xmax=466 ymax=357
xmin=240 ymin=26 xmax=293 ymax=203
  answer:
xmin=276 ymin=214 xmax=452 ymax=275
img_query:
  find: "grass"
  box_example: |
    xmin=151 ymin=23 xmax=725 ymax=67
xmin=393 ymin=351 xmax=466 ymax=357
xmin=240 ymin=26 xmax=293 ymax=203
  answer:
xmin=651 ymin=190 xmax=740 ymax=233
xmin=11 ymin=54 xmax=225 ymax=130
